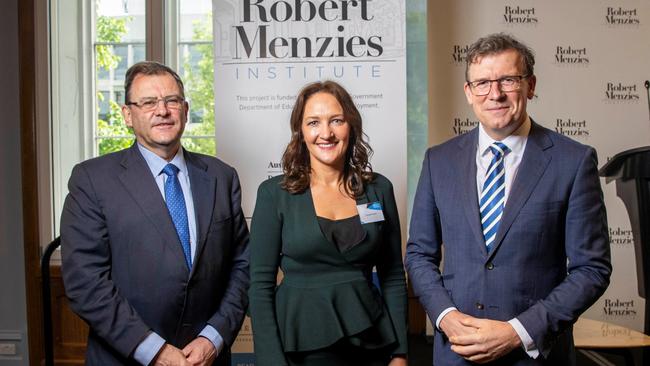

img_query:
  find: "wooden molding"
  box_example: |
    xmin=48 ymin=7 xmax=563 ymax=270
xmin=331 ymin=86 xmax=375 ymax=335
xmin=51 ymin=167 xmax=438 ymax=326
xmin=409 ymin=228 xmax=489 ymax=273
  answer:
xmin=49 ymin=267 xmax=88 ymax=365
xmin=18 ymin=0 xmax=44 ymax=364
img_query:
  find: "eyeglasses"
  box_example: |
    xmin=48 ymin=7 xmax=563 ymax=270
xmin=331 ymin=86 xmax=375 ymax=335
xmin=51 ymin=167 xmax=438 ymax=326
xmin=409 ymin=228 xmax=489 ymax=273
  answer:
xmin=126 ymin=95 xmax=185 ymax=111
xmin=467 ymin=75 xmax=530 ymax=96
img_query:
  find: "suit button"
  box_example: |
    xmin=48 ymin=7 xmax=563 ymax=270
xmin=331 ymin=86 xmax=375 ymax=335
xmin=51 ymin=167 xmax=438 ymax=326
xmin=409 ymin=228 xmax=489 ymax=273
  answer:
xmin=486 ymin=262 xmax=494 ymax=270
xmin=476 ymin=302 xmax=484 ymax=310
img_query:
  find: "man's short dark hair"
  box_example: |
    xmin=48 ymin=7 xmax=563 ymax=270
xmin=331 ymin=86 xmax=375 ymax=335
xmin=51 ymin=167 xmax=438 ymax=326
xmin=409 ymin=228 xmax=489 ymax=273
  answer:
xmin=124 ymin=61 xmax=185 ymax=103
xmin=465 ymin=33 xmax=535 ymax=81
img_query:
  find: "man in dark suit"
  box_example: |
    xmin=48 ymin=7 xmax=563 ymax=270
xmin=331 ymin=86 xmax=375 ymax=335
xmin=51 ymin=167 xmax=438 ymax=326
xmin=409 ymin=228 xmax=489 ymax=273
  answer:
xmin=405 ymin=33 xmax=611 ymax=365
xmin=61 ymin=61 xmax=249 ymax=366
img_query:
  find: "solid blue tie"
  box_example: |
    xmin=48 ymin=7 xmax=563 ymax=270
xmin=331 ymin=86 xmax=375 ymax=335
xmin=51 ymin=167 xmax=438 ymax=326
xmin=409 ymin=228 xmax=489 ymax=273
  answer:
xmin=162 ymin=163 xmax=192 ymax=269
xmin=479 ymin=142 xmax=510 ymax=252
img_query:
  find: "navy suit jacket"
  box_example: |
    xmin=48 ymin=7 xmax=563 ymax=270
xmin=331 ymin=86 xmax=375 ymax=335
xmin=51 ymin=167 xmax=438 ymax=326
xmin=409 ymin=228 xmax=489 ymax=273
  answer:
xmin=405 ymin=122 xmax=611 ymax=365
xmin=61 ymin=144 xmax=250 ymax=365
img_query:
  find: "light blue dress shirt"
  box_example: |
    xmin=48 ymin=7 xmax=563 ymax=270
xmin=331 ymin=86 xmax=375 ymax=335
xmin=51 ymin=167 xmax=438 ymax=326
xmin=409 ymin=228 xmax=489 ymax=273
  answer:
xmin=132 ymin=144 xmax=224 ymax=365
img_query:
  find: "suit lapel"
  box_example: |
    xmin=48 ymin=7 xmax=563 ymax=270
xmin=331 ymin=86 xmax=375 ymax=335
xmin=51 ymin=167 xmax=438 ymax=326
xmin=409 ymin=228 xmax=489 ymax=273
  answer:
xmin=458 ymin=129 xmax=488 ymax=256
xmin=117 ymin=145 xmax=189 ymax=272
xmin=487 ymin=121 xmax=553 ymax=259
xmin=185 ymin=150 xmax=216 ymax=272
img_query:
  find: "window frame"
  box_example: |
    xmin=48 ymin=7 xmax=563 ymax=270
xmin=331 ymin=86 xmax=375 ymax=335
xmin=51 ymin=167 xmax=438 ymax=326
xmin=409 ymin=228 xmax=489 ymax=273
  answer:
xmin=46 ymin=0 xmax=184 ymax=240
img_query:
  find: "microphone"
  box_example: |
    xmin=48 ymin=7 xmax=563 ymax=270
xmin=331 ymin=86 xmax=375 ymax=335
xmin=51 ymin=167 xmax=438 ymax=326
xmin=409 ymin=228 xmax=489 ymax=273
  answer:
xmin=646 ymin=80 xmax=650 ymax=120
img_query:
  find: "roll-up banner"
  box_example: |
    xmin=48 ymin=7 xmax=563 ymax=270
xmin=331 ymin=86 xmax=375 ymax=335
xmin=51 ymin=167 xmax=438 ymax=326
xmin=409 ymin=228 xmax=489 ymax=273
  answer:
xmin=212 ymin=1 xmax=407 ymax=363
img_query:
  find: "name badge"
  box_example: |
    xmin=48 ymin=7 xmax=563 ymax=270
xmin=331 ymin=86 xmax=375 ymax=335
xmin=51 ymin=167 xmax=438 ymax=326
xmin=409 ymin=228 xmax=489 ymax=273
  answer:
xmin=357 ymin=201 xmax=385 ymax=224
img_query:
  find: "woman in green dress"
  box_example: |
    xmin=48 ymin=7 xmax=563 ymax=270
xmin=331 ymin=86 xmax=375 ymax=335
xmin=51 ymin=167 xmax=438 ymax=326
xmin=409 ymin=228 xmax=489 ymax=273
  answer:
xmin=248 ymin=80 xmax=408 ymax=366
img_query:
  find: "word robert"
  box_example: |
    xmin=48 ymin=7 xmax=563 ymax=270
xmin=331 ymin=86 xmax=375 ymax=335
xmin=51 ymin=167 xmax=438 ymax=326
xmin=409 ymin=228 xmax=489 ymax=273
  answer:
xmin=235 ymin=0 xmax=383 ymax=59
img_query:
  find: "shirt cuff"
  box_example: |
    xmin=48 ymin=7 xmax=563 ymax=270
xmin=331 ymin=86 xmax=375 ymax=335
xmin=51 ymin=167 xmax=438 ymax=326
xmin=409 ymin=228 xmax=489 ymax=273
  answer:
xmin=436 ymin=307 xmax=458 ymax=330
xmin=508 ymin=318 xmax=539 ymax=359
xmin=133 ymin=332 xmax=166 ymax=366
xmin=199 ymin=325 xmax=225 ymax=355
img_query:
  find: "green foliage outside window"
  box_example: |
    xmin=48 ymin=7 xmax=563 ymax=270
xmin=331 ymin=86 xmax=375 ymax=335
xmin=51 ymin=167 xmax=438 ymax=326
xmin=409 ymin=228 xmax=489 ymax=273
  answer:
xmin=95 ymin=9 xmax=216 ymax=157
xmin=180 ymin=14 xmax=216 ymax=156
xmin=96 ymin=13 xmax=134 ymax=155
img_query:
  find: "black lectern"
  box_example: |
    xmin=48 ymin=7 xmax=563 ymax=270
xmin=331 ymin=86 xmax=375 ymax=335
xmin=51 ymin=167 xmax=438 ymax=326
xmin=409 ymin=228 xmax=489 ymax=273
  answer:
xmin=600 ymin=146 xmax=650 ymax=334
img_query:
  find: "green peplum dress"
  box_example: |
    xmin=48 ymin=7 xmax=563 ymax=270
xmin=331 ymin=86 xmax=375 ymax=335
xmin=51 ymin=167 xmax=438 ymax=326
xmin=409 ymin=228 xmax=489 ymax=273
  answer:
xmin=248 ymin=174 xmax=408 ymax=366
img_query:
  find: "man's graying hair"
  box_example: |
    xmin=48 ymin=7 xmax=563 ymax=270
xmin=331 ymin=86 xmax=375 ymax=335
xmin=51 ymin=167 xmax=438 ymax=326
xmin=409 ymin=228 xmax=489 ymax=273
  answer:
xmin=124 ymin=61 xmax=185 ymax=103
xmin=465 ymin=33 xmax=535 ymax=81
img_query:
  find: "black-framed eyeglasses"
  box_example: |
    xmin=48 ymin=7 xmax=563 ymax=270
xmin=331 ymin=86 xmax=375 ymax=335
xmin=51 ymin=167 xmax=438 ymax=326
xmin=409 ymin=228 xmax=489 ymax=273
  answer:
xmin=126 ymin=95 xmax=185 ymax=111
xmin=467 ymin=75 xmax=530 ymax=96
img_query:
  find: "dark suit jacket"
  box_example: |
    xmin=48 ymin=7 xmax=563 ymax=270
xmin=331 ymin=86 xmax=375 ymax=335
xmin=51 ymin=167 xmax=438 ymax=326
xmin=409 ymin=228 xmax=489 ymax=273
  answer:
xmin=405 ymin=122 xmax=611 ymax=365
xmin=248 ymin=174 xmax=407 ymax=366
xmin=61 ymin=144 xmax=249 ymax=365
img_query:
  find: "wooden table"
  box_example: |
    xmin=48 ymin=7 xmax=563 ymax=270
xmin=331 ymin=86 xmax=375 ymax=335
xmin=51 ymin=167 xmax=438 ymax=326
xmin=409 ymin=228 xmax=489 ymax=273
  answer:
xmin=574 ymin=317 xmax=650 ymax=348
xmin=574 ymin=317 xmax=650 ymax=365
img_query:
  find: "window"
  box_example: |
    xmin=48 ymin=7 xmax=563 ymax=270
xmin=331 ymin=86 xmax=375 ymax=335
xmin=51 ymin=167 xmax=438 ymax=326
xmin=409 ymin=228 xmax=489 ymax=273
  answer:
xmin=50 ymin=0 xmax=216 ymax=236
xmin=174 ymin=0 xmax=215 ymax=154
xmin=94 ymin=0 xmax=144 ymax=155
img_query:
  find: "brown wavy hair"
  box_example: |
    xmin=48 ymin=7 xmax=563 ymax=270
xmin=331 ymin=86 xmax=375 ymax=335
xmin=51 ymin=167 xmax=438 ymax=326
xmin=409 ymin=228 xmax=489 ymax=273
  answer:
xmin=281 ymin=81 xmax=374 ymax=197
xmin=465 ymin=33 xmax=535 ymax=81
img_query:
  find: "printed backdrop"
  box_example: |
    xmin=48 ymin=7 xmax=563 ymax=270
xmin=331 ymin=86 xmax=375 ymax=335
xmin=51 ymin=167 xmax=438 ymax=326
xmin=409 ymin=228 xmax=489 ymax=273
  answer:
xmin=427 ymin=0 xmax=650 ymax=334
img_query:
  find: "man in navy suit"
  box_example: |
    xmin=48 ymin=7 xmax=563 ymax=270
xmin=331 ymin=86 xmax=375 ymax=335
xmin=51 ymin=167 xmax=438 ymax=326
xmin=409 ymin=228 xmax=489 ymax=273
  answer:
xmin=61 ymin=61 xmax=249 ymax=365
xmin=405 ymin=33 xmax=611 ymax=365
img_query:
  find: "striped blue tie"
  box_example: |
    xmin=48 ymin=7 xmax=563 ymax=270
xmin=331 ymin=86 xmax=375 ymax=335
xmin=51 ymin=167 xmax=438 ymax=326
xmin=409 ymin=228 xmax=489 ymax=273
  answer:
xmin=162 ymin=163 xmax=192 ymax=269
xmin=480 ymin=142 xmax=510 ymax=252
